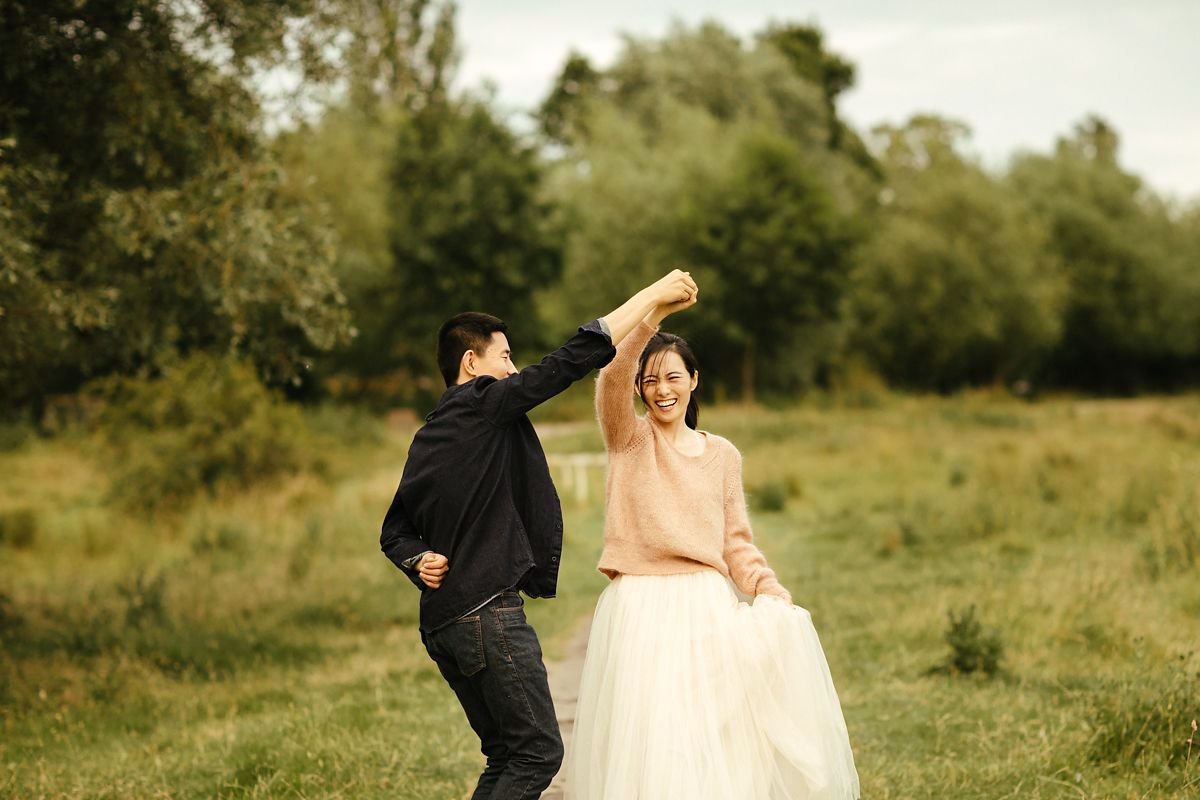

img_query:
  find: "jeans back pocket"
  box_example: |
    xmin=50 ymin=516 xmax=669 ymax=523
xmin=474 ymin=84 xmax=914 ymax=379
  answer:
xmin=434 ymin=615 xmax=486 ymax=677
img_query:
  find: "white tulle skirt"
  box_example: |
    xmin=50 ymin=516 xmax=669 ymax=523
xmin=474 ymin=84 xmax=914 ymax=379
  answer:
xmin=563 ymin=570 xmax=860 ymax=800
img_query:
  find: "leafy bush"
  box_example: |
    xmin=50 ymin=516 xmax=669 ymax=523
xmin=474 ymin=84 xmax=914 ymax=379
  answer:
xmin=0 ymin=507 xmax=38 ymax=549
xmin=0 ymin=590 xmax=20 ymax=636
xmin=91 ymin=354 xmax=307 ymax=512
xmin=751 ymin=480 xmax=789 ymax=512
xmin=928 ymin=605 xmax=1004 ymax=677
xmin=117 ymin=571 xmax=168 ymax=630
xmin=0 ymin=418 xmax=35 ymax=452
xmin=190 ymin=520 xmax=248 ymax=556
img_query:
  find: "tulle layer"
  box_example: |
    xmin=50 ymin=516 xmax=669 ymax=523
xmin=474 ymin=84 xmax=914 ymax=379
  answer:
xmin=564 ymin=570 xmax=859 ymax=800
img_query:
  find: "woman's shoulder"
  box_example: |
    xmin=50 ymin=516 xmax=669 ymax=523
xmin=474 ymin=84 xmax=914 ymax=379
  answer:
xmin=700 ymin=431 xmax=742 ymax=462
xmin=607 ymin=413 xmax=654 ymax=456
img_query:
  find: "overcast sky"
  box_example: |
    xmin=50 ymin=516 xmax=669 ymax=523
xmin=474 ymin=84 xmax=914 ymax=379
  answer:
xmin=455 ymin=0 xmax=1200 ymax=201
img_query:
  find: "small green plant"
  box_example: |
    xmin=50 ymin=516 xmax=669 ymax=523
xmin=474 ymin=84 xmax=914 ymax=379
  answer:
xmin=190 ymin=521 xmax=248 ymax=555
xmin=1116 ymin=473 xmax=1163 ymax=528
xmin=0 ymin=507 xmax=38 ymax=549
xmin=928 ymin=605 xmax=1004 ymax=677
xmin=948 ymin=463 xmax=968 ymax=488
xmin=0 ymin=417 xmax=35 ymax=452
xmin=0 ymin=590 xmax=19 ymax=636
xmin=751 ymin=480 xmax=788 ymax=512
xmin=287 ymin=516 xmax=323 ymax=582
xmin=117 ymin=571 xmax=168 ymax=630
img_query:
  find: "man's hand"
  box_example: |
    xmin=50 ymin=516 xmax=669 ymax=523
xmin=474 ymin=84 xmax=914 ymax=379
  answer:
xmin=418 ymin=552 xmax=449 ymax=589
xmin=601 ymin=269 xmax=699 ymax=346
xmin=646 ymin=269 xmax=699 ymax=327
xmin=649 ymin=286 xmax=698 ymax=326
xmin=648 ymin=269 xmax=698 ymax=307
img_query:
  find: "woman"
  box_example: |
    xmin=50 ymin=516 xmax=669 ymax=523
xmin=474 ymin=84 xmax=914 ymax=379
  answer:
xmin=563 ymin=295 xmax=860 ymax=800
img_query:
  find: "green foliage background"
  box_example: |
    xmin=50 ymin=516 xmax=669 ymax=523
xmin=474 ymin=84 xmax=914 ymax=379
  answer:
xmin=4 ymin=3 xmax=1199 ymax=418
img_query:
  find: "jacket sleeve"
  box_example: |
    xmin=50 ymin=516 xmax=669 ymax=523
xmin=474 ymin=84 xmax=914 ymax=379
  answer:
xmin=722 ymin=447 xmax=792 ymax=603
xmin=595 ymin=320 xmax=656 ymax=454
xmin=473 ymin=320 xmax=615 ymax=425
xmin=380 ymin=486 xmax=429 ymax=591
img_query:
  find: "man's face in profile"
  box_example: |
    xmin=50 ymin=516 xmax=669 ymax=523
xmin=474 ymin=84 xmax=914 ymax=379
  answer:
xmin=473 ymin=332 xmax=518 ymax=381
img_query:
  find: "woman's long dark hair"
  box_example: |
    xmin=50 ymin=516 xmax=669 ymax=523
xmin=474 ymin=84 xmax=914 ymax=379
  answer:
xmin=636 ymin=332 xmax=700 ymax=430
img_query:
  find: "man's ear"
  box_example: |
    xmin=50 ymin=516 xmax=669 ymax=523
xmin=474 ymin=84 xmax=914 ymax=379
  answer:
xmin=460 ymin=349 xmax=477 ymax=381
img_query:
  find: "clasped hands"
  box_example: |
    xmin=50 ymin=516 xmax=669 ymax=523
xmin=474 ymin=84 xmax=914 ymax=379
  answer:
xmin=652 ymin=269 xmax=698 ymax=313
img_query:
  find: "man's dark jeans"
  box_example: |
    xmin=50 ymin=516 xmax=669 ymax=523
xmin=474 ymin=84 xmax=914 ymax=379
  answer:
xmin=423 ymin=592 xmax=563 ymax=800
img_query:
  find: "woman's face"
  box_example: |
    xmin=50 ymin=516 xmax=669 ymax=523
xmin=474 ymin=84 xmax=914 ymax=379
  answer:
xmin=639 ymin=349 xmax=698 ymax=426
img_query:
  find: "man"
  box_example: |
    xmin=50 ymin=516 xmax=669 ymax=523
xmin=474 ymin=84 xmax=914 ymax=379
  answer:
xmin=380 ymin=270 xmax=699 ymax=800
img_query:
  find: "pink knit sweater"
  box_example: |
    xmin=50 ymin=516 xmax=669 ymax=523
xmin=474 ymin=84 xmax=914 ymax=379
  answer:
xmin=593 ymin=321 xmax=791 ymax=602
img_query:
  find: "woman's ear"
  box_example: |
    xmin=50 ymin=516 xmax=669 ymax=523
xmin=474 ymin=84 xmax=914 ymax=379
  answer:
xmin=690 ymin=371 xmax=699 ymax=391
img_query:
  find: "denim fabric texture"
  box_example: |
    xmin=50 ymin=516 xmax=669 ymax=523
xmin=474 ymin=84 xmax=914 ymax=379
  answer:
xmin=422 ymin=592 xmax=564 ymax=800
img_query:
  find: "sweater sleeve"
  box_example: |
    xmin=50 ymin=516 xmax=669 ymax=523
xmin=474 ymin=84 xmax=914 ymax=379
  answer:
xmin=595 ymin=320 xmax=656 ymax=453
xmin=722 ymin=447 xmax=792 ymax=603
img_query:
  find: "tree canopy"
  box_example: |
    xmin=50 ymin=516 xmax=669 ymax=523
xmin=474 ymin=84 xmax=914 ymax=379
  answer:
xmin=0 ymin=0 xmax=353 ymax=413
xmin=4 ymin=7 xmax=1199 ymax=420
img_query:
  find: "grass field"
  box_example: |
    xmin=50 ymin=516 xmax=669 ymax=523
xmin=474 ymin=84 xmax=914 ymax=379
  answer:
xmin=2 ymin=390 xmax=1198 ymax=798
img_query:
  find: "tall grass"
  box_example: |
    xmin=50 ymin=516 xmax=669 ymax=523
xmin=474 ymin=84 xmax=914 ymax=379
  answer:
xmin=2 ymin=393 xmax=1198 ymax=798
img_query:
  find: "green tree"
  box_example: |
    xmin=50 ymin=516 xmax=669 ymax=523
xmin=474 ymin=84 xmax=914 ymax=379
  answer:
xmin=851 ymin=116 xmax=1063 ymax=390
xmin=372 ymin=98 xmax=562 ymax=400
xmin=755 ymin=21 xmax=877 ymax=175
xmin=849 ymin=115 xmax=1063 ymax=390
xmin=537 ymin=51 xmax=600 ymax=146
xmin=0 ymin=0 xmax=353 ymax=416
xmin=273 ymin=0 xmax=462 ymax=400
xmin=1008 ymin=116 xmax=1200 ymax=390
xmin=542 ymin=20 xmax=872 ymax=400
xmin=679 ymin=132 xmax=855 ymax=398
xmin=335 ymin=0 xmax=458 ymax=114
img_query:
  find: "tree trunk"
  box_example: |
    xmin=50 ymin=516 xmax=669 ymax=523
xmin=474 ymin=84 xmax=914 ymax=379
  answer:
xmin=741 ymin=340 xmax=755 ymax=404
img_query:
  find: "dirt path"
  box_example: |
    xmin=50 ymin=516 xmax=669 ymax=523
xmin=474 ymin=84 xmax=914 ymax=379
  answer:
xmin=541 ymin=615 xmax=593 ymax=800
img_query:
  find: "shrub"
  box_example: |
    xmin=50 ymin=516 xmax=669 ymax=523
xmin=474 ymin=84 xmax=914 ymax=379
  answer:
xmin=0 ymin=507 xmax=38 ymax=549
xmin=1116 ymin=472 xmax=1165 ymax=528
xmin=190 ymin=520 xmax=248 ymax=555
xmin=0 ymin=590 xmax=20 ymax=637
xmin=0 ymin=417 xmax=35 ymax=452
xmin=751 ymin=480 xmax=788 ymax=512
xmin=117 ymin=571 xmax=168 ymax=630
xmin=928 ymin=605 xmax=1004 ymax=677
xmin=91 ymin=354 xmax=307 ymax=512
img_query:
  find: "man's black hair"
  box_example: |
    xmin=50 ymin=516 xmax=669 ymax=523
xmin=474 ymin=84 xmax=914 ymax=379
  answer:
xmin=437 ymin=312 xmax=508 ymax=387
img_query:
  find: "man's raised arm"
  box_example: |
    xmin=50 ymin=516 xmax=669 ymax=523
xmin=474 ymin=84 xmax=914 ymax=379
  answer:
xmin=601 ymin=269 xmax=697 ymax=345
xmin=473 ymin=270 xmax=700 ymax=423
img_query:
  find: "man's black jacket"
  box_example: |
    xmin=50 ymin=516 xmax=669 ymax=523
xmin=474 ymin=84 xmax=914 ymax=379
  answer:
xmin=380 ymin=320 xmax=616 ymax=632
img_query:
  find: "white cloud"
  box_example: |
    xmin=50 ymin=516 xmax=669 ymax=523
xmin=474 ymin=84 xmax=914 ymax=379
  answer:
xmin=453 ymin=1 xmax=1200 ymax=197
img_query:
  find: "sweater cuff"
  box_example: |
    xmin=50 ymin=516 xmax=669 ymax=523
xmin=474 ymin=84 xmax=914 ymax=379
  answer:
xmin=755 ymin=577 xmax=791 ymax=604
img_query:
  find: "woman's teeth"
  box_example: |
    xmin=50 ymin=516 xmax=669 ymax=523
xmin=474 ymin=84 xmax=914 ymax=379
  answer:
xmin=655 ymin=399 xmax=677 ymax=409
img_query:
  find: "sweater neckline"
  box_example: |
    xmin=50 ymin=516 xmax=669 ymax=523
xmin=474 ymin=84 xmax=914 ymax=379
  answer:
xmin=655 ymin=425 xmax=711 ymax=460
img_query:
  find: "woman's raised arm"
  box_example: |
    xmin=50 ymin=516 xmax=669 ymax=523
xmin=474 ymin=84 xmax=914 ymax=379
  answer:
xmin=595 ymin=319 xmax=658 ymax=453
